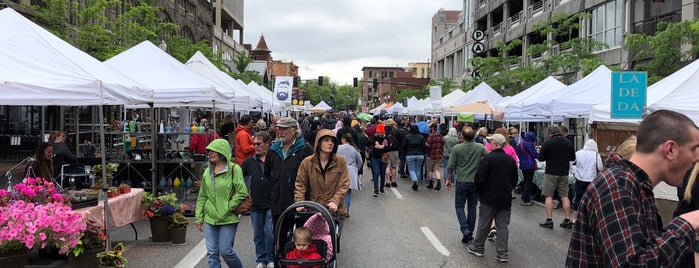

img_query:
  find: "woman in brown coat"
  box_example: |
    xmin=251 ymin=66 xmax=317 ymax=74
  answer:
xmin=294 ymin=129 xmax=350 ymax=218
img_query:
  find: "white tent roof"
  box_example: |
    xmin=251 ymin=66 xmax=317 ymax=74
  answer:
xmin=312 ymin=101 xmax=333 ymax=111
xmin=246 ymin=81 xmax=275 ymax=110
xmin=185 ymin=51 xmax=257 ymax=110
xmin=442 ymin=89 xmax=467 ymax=108
xmin=496 ymin=76 xmax=566 ymax=115
xmin=449 ymin=82 xmax=503 ymax=107
xmin=521 ymin=65 xmax=611 ymax=117
xmin=105 ymin=41 xmax=221 ymax=107
xmin=590 ymin=59 xmax=699 ymax=124
xmin=369 ymin=103 xmax=388 ymax=114
xmin=385 ymin=102 xmax=405 ymax=114
xmin=0 ymin=8 xmax=153 ymax=106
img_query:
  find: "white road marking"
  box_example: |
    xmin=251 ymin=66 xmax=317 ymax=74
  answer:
xmin=421 ymin=227 xmax=450 ymax=256
xmin=391 ymin=187 xmax=404 ymax=199
xmin=174 ymin=238 xmax=207 ymax=268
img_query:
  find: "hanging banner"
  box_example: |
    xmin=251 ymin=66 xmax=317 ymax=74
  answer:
xmin=273 ymin=76 xmax=293 ymax=104
xmin=430 ymin=86 xmax=442 ymax=111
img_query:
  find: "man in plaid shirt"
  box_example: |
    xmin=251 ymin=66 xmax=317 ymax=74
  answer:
xmin=426 ymin=123 xmax=445 ymax=190
xmin=567 ymin=110 xmax=699 ymax=267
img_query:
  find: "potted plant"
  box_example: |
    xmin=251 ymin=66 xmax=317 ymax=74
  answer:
xmin=117 ymin=183 xmax=131 ymax=194
xmin=67 ymin=220 xmax=106 ymax=268
xmin=0 ymin=177 xmax=85 ymax=267
xmin=96 ymin=242 xmax=127 ymax=268
xmin=92 ymin=163 xmax=119 ymax=186
xmin=142 ymin=192 xmax=182 ymax=242
xmin=107 ymin=187 xmax=119 ymax=198
xmin=168 ymin=212 xmax=189 ymax=244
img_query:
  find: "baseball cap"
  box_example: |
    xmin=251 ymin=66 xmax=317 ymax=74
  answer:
xmin=276 ymin=117 xmax=298 ymax=128
xmin=486 ymin=134 xmax=507 ymax=145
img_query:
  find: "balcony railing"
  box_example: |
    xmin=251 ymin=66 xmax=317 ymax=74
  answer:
xmin=508 ymin=11 xmax=523 ymax=27
xmin=633 ymin=9 xmax=681 ymax=35
xmin=478 ymin=0 xmax=486 ymax=8
xmin=493 ymin=22 xmax=503 ymax=35
xmin=528 ymin=1 xmax=544 ymax=17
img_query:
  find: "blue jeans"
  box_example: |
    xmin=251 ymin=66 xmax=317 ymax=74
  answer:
xmin=442 ymin=157 xmax=455 ymax=183
xmin=371 ymin=157 xmax=387 ymax=192
xmin=250 ymin=209 xmax=274 ymax=265
xmin=405 ymin=155 xmax=424 ymax=183
xmin=204 ymin=223 xmax=243 ymax=268
xmin=399 ymin=151 xmax=407 ymax=175
xmin=455 ymin=182 xmax=478 ymax=236
xmin=345 ymin=189 xmax=352 ymax=215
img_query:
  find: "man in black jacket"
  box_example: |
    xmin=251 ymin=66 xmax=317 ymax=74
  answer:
xmin=241 ymin=131 xmax=274 ymax=268
xmin=467 ymin=134 xmax=518 ymax=263
xmin=538 ymin=124 xmax=576 ymax=229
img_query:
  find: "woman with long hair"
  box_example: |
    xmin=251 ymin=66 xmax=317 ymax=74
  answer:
xmin=25 ymin=142 xmax=54 ymax=180
xmin=336 ymin=133 xmax=362 ymax=216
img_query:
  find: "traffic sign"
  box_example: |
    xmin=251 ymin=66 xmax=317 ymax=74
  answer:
xmin=472 ymin=42 xmax=484 ymax=54
xmin=472 ymin=29 xmax=485 ymax=41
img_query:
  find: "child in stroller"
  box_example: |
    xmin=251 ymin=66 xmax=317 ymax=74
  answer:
xmin=285 ymin=227 xmax=322 ymax=268
xmin=275 ymin=201 xmax=339 ymax=268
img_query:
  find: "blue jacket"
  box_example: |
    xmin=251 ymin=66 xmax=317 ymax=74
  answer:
xmin=516 ymin=132 xmax=539 ymax=170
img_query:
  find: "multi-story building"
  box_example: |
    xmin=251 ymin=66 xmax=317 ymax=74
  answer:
xmin=407 ymin=62 xmax=431 ymax=78
xmin=249 ymin=35 xmax=298 ymax=87
xmin=431 ymin=0 xmax=699 ymax=84
xmin=212 ymin=0 xmax=246 ymax=62
xmin=361 ymin=67 xmax=430 ymax=108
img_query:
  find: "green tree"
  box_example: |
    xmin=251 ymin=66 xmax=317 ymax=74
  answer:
xmin=299 ymin=77 xmax=333 ymax=108
xmin=334 ymin=84 xmax=362 ymax=111
xmin=229 ymin=51 xmax=262 ymax=84
xmin=626 ymin=19 xmax=699 ymax=84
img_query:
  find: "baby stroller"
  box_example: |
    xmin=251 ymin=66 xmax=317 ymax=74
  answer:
xmin=274 ymin=201 xmax=340 ymax=268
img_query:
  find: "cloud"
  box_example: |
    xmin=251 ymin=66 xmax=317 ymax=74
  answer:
xmin=245 ymin=0 xmax=463 ymax=85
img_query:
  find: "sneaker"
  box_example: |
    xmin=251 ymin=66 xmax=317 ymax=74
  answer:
xmin=467 ymin=245 xmax=484 ymax=257
xmin=384 ymin=183 xmax=391 ymax=188
xmin=560 ymin=219 xmax=573 ymax=229
xmin=520 ymin=201 xmax=533 ymax=206
xmin=380 ymin=188 xmax=385 ymax=193
xmin=266 ymin=263 xmax=275 ymax=268
xmin=373 ymin=190 xmax=379 ymax=197
xmin=496 ymin=254 xmax=509 ymax=262
xmin=412 ymin=182 xmax=418 ymax=191
xmin=391 ymin=182 xmax=398 ymax=187
xmin=539 ymin=219 xmax=553 ymax=228
xmin=426 ymin=180 xmax=434 ymax=189
xmin=434 ymin=180 xmax=441 ymax=191
xmin=461 ymin=230 xmax=472 ymax=243
xmin=256 ymin=263 xmax=266 ymax=268
xmin=487 ymin=228 xmax=497 ymax=241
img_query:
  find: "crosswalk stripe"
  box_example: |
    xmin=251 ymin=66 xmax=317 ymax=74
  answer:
xmin=420 ymin=227 xmax=450 ymax=256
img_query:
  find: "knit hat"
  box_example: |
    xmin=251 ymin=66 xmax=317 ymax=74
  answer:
xmin=376 ymin=124 xmax=385 ymax=133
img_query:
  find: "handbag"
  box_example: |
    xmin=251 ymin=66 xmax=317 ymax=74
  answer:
xmin=229 ymin=165 xmax=253 ymax=214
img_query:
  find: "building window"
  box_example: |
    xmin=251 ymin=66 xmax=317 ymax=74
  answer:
xmin=389 ymin=71 xmax=394 ymax=78
xmin=368 ymin=71 xmax=372 ymax=78
xmin=589 ymin=0 xmax=623 ymax=50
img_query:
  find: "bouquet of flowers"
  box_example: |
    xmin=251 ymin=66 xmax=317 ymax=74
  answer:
xmin=67 ymin=220 xmax=106 ymax=257
xmin=141 ymin=192 xmax=182 ymax=218
xmin=0 ymin=177 xmax=85 ymax=255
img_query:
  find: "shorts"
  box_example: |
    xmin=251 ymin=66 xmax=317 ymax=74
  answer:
xmin=541 ymin=174 xmax=569 ymax=198
xmin=387 ymin=151 xmax=399 ymax=168
xmin=426 ymin=158 xmax=443 ymax=173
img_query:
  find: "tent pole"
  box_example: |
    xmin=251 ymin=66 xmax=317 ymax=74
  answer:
xmin=212 ymin=100 xmax=217 ymax=135
xmin=150 ymin=104 xmax=156 ymax=194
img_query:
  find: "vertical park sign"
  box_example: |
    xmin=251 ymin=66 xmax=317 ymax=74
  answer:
xmin=610 ymin=71 xmax=647 ymax=119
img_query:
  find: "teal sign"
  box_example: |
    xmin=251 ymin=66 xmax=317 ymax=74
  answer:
xmin=611 ymin=71 xmax=647 ymax=119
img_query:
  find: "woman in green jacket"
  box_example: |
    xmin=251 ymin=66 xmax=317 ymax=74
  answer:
xmin=195 ymin=139 xmax=247 ymax=268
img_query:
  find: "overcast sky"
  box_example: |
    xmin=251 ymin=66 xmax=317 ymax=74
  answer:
xmin=244 ymin=0 xmax=463 ymax=85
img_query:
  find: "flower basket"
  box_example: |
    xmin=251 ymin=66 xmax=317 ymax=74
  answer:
xmin=168 ymin=213 xmax=189 ymax=244
xmin=96 ymin=242 xmax=126 ymax=268
xmin=170 ymin=228 xmax=186 ymax=244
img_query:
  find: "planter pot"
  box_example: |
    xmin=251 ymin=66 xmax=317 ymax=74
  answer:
xmin=149 ymin=216 xmax=171 ymax=242
xmin=170 ymin=228 xmax=187 ymax=244
xmin=119 ymin=187 xmax=131 ymax=194
xmin=68 ymin=247 xmax=102 ymax=268
xmin=107 ymin=192 xmax=119 ymax=198
xmin=0 ymin=249 xmax=31 ymax=268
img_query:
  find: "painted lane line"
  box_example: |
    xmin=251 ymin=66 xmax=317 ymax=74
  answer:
xmin=391 ymin=187 xmax=404 ymax=199
xmin=174 ymin=238 xmax=207 ymax=268
xmin=421 ymin=227 xmax=450 ymax=256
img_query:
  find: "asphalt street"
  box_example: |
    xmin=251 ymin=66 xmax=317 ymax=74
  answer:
xmin=35 ymin=168 xmax=571 ymax=268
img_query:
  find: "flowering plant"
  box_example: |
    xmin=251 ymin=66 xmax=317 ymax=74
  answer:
xmin=96 ymin=242 xmax=127 ymax=267
xmin=67 ymin=220 xmax=106 ymax=257
xmin=0 ymin=177 xmax=65 ymax=206
xmin=0 ymin=177 xmax=84 ymax=255
xmin=0 ymin=200 xmax=85 ymax=255
xmin=168 ymin=212 xmax=190 ymax=229
xmin=92 ymin=163 xmax=119 ymax=177
xmin=141 ymin=192 xmax=182 ymax=218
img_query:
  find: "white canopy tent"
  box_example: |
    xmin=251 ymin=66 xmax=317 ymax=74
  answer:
xmin=311 ymin=101 xmax=333 ymax=112
xmin=385 ymin=102 xmax=405 ymax=114
xmin=369 ymin=103 xmax=388 ymax=114
xmin=185 ymin=51 xmax=257 ymax=110
xmin=448 ymin=82 xmax=503 ymax=108
xmin=0 ymin=8 xmax=155 ymax=203
xmin=520 ymin=65 xmax=611 ymax=117
xmin=105 ymin=41 xmax=222 ymax=108
xmin=441 ymin=89 xmax=467 ymax=108
xmin=590 ymin=58 xmax=699 ymax=125
xmin=246 ymin=81 xmax=276 ymax=111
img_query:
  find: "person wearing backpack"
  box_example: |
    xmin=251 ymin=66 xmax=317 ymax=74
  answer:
xmin=515 ymin=131 xmax=539 ymax=206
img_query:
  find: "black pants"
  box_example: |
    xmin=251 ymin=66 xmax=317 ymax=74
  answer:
xmin=521 ymin=169 xmax=535 ymax=203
